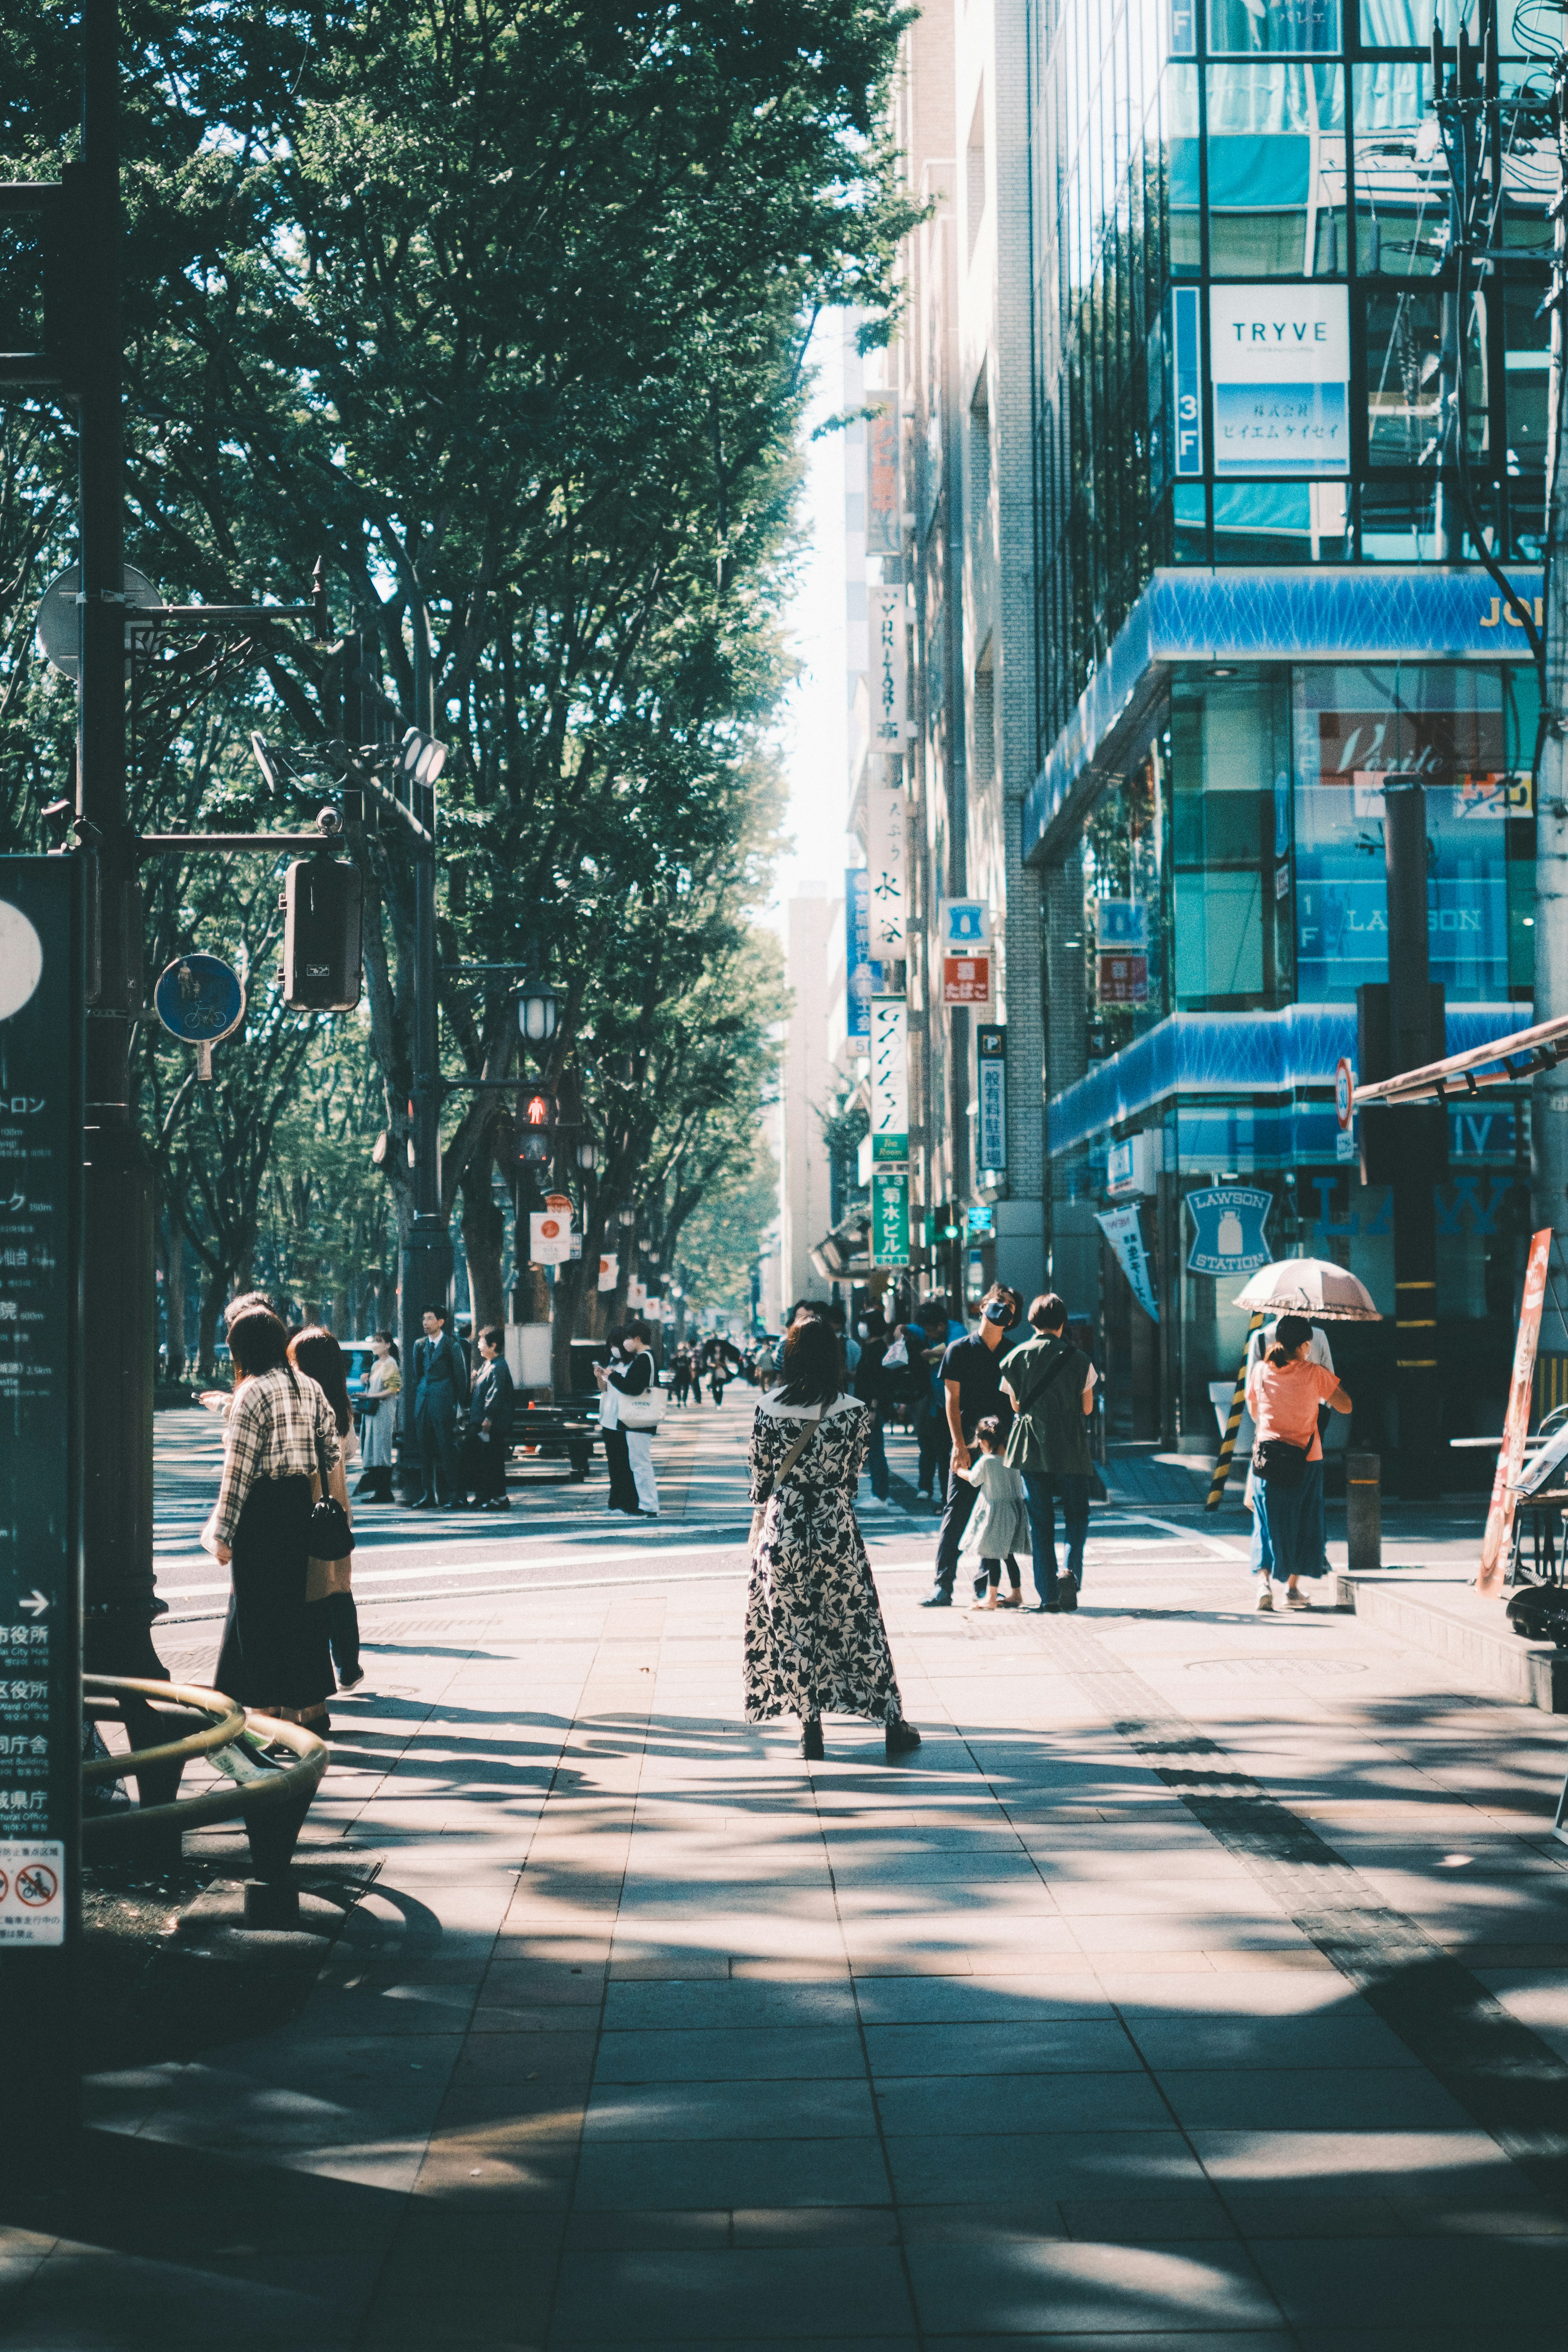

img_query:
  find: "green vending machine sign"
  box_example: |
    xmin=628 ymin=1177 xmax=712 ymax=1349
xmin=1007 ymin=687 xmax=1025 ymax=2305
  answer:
xmin=0 ymin=861 xmax=83 ymax=1967
xmin=871 ymin=1171 xmax=909 ymax=1269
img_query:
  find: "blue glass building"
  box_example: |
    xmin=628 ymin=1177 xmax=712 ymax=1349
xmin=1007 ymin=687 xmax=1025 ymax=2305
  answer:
xmin=1025 ymin=0 xmax=1549 ymax=1453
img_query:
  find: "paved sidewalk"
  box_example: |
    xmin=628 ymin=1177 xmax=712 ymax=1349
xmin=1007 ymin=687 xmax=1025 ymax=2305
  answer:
xmin=5 ymin=1401 xmax=1568 ymax=2346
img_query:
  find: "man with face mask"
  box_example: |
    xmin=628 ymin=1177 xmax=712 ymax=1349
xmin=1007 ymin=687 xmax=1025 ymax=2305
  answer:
xmin=921 ymin=1283 xmax=1025 ymax=1605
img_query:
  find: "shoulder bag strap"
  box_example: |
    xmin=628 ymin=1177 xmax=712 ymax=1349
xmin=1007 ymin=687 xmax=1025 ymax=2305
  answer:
xmin=1010 ymin=1343 xmax=1077 ymax=1423
xmin=765 ymin=1409 xmax=824 ymax=1498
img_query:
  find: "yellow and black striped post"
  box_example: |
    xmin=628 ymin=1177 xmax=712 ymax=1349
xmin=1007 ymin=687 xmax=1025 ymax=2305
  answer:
xmin=1205 ymin=1312 xmax=1264 ymax=1511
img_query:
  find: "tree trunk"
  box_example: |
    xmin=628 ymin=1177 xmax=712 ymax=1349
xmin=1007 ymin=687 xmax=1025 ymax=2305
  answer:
xmin=165 ymin=1213 xmax=187 ymax=1382
xmin=196 ymin=1262 xmax=227 ymax=1380
xmin=462 ymin=1166 xmax=507 ymax=1332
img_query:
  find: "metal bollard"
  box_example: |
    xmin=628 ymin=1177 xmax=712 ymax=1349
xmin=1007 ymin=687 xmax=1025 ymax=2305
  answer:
xmin=1346 ymin=1452 xmax=1381 ymax=1573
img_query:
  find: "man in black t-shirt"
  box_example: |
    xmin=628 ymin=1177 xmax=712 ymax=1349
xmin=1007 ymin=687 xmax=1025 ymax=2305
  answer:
xmin=922 ymin=1282 xmax=1025 ymax=1605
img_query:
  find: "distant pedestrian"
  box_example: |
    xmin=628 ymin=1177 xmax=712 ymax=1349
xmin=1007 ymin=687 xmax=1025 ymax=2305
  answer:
xmin=744 ymin=1316 xmax=920 ymax=1763
xmin=1246 ymin=1315 xmax=1351 ymax=1613
xmin=956 ymin=1416 xmax=1030 ymax=1609
xmin=706 ymin=1340 xmax=728 ymax=1406
xmin=922 ymin=1283 xmax=1025 ymax=1607
xmin=355 ymin=1332 xmax=400 ymax=1502
xmin=200 ymin=1305 xmax=338 ymax=1733
xmin=598 ymin=1327 xmax=640 ymax=1515
xmin=461 ymin=1325 xmax=515 ymax=1510
xmin=853 ymin=1307 xmax=891 ymax=1509
xmin=289 ymin=1325 xmax=364 ymax=1692
xmin=671 ymin=1347 xmax=693 ymax=1407
xmin=595 ymin=1320 xmax=660 ymax=1516
xmin=405 ymin=1305 xmax=469 ymax=1510
xmin=1002 ymin=1293 xmax=1098 ymax=1612
xmin=910 ymin=1307 xmax=951 ymax=1501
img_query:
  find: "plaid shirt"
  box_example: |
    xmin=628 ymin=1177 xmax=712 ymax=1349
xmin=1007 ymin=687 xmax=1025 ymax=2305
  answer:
xmin=204 ymin=1365 xmax=341 ymax=1552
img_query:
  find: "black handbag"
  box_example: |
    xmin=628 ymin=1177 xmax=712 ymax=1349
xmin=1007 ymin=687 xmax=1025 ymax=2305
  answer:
xmin=309 ymin=1430 xmax=355 ymax=1563
xmin=1252 ymin=1435 xmax=1308 ymax=1488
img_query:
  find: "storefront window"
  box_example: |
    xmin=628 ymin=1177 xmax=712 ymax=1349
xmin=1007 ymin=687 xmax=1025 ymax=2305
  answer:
xmin=1292 ymin=663 xmax=1537 ymax=1003
xmin=1163 ymin=64 xmax=1201 ymax=275
xmin=1206 ymin=64 xmax=1346 ymax=277
xmin=1172 ymin=669 xmax=1294 ymax=1010
xmin=1082 ymin=742 xmax=1171 ymax=1065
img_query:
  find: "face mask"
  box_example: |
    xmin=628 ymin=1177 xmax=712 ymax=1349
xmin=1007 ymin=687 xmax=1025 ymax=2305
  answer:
xmin=982 ymin=1302 xmax=1010 ymax=1327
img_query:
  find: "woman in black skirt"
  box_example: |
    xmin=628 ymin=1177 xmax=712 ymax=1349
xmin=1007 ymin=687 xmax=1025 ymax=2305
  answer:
xmin=201 ymin=1305 xmax=340 ymax=1734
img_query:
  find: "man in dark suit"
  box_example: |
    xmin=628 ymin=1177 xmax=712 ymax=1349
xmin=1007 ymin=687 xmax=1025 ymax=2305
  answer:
xmin=405 ymin=1304 xmax=470 ymax=1508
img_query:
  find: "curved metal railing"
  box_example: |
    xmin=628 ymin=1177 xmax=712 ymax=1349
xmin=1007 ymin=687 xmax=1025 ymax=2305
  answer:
xmin=82 ymin=1674 xmax=328 ymax=1848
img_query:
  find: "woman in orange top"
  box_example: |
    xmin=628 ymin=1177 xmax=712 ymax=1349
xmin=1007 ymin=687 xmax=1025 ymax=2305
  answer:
xmin=1244 ymin=1314 xmax=1352 ymax=1615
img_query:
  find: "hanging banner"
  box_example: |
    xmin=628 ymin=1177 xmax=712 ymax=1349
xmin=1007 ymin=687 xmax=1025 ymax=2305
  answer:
xmin=529 ymin=1210 xmax=572 ymax=1265
xmin=1185 ymin=1185 xmax=1273 ymax=1277
xmin=866 ymin=400 xmax=901 ymax=557
xmin=597 ymin=1253 xmax=619 ymax=1293
xmin=871 ymin=1171 xmax=910 ymax=1269
xmin=867 ymin=583 xmax=907 ymax=755
xmin=977 ymin=1024 xmax=1007 ymax=1173
xmin=866 ymin=765 xmax=909 ymax=956
xmin=1479 ymin=1226 xmax=1552 ymax=1596
xmin=845 ymin=867 xmax=874 ymax=1040
xmin=1096 ymin=1207 xmax=1159 ymax=1323
xmin=870 ymin=997 xmax=909 ymax=1164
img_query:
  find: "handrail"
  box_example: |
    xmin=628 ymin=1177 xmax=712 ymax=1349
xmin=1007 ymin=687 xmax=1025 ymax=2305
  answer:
xmin=82 ymin=1674 xmax=328 ymax=1845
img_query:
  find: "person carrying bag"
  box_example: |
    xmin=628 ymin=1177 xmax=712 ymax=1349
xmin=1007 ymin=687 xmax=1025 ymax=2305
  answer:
xmin=594 ymin=1320 xmax=660 ymax=1516
xmin=1244 ymin=1313 xmax=1351 ymax=1615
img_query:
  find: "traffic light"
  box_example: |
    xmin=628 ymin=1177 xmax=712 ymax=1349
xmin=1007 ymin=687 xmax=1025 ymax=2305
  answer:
xmin=516 ymin=1089 xmax=557 ymax=1167
xmin=283 ymin=855 xmax=363 ymax=1011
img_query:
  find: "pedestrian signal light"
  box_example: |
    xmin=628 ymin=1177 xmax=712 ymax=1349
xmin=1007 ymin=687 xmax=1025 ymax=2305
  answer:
xmin=516 ymin=1091 xmax=557 ymax=1167
xmin=283 ymin=855 xmax=363 ymax=1011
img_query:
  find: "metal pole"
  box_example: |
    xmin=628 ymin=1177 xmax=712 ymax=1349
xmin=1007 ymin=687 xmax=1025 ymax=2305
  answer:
xmin=1384 ymin=785 xmax=1442 ymax=1498
xmin=1534 ymin=60 xmax=1568 ymax=1352
xmin=77 ymin=0 xmax=161 ymax=1679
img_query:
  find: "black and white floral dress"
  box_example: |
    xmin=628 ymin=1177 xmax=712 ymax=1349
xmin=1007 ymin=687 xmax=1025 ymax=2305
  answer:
xmin=744 ymin=1392 xmax=904 ymax=1726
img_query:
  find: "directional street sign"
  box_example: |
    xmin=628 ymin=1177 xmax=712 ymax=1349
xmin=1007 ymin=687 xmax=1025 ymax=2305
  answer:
xmin=153 ymin=952 xmax=245 ymax=1079
xmin=0 ymin=859 xmax=85 ymax=2132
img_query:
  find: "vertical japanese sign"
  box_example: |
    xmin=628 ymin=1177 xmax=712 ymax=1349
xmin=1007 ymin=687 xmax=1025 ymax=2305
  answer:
xmin=0 ymin=861 xmax=83 ymax=1960
xmin=977 ymin=1024 xmax=1007 ymax=1174
xmin=871 ymin=1171 xmax=910 ymax=1269
xmin=867 ymin=583 xmax=907 ymax=756
xmin=1479 ymin=1227 xmax=1552 ymax=1596
xmin=866 ymin=767 xmax=909 ymax=957
xmin=865 ymin=400 xmax=900 ymax=557
xmin=869 ymin=998 xmax=909 ymax=1164
xmin=1095 ymin=898 xmax=1149 ymax=1005
xmin=1172 ymin=285 xmax=1203 ymax=477
xmin=845 ymin=868 xmax=874 ymax=1041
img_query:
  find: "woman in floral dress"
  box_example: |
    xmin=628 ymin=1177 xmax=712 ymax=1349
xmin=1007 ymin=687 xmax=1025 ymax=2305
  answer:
xmin=744 ymin=1315 xmax=922 ymax=1763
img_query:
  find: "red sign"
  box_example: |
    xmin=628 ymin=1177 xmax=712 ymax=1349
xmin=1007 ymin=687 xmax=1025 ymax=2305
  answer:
xmin=1097 ymin=952 xmax=1148 ymax=1005
xmin=1334 ymin=1057 xmax=1354 ymax=1131
xmin=942 ymin=955 xmax=990 ymax=1006
xmin=1479 ymin=1226 xmax=1552 ymax=1595
xmin=545 ymin=1192 xmax=572 ymax=1215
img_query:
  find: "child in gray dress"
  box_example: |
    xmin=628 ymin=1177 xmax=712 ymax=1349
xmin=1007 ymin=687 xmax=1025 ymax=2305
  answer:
xmin=957 ymin=1415 xmax=1032 ymax=1608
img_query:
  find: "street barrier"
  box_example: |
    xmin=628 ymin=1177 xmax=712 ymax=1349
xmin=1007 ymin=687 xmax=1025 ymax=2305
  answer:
xmin=82 ymin=1674 xmax=328 ymax=1885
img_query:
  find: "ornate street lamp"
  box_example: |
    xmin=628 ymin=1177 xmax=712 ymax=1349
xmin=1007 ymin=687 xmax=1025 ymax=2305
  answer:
xmin=575 ymin=1132 xmax=598 ymax=1173
xmin=519 ymin=980 xmax=560 ymax=1047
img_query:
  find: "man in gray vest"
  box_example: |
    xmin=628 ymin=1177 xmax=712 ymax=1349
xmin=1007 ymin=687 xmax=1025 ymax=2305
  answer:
xmin=1000 ymin=1294 xmax=1098 ymax=1611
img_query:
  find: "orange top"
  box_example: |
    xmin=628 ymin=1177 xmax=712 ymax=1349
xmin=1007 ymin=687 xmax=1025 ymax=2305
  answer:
xmin=1246 ymin=1356 xmax=1340 ymax=1462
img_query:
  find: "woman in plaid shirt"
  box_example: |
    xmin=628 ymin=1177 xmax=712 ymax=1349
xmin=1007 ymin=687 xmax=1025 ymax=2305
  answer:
xmin=201 ymin=1307 xmax=341 ymax=1731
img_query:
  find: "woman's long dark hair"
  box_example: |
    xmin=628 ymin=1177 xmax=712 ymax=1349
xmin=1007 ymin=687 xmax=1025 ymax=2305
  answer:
xmin=289 ymin=1325 xmax=352 ymax=1434
xmin=775 ymin=1315 xmax=840 ymax=1408
xmin=1266 ymin=1313 xmax=1313 ymax=1369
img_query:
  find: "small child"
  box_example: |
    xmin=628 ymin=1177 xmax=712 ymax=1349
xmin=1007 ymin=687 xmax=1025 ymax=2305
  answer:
xmin=956 ymin=1416 xmax=1032 ymax=1608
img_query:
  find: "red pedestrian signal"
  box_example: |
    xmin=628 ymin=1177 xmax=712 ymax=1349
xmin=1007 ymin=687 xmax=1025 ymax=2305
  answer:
xmin=517 ymin=1091 xmax=557 ymax=1168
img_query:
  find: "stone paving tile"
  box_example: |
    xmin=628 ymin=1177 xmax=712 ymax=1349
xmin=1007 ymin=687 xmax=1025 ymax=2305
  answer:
xmin=1156 ymin=2067 xmax=1476 ymax=2132
xmin=902 ymin=2236 xmax=1285 ymax=2336
xmin=546 ymin=2245 xmax=917 ymax=2342
xmin=584 ymin=2077 xmax=879 ymax=2141
xmin=572 ymin=2136 xmax=892 ymax=2212
xmin=862 ymin=2020 xmax=1141 ymax=2076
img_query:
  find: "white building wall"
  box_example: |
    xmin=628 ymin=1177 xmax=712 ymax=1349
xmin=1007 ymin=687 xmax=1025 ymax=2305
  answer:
xmin=780 ymin=887 xmax=840 ymax=1309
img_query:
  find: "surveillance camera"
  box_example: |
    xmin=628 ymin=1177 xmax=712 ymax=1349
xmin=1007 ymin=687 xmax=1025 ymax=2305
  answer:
xmin=316 ymin=806 xmax=344 ymax=837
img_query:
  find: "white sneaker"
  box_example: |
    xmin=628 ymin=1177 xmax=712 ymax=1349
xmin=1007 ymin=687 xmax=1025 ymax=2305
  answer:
xmin=1254 ymin=1581 xmax=1274 ymax=1613
xmin=1285 ymin=1588 xmax=1311 ymax=1610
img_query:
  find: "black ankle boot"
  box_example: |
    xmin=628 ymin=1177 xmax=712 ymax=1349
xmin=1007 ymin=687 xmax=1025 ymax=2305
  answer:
xmin=884 ymin=1718 xmax=921 ymax=1760
xmin=799 ymin=1717 xmax=824 ymax=1760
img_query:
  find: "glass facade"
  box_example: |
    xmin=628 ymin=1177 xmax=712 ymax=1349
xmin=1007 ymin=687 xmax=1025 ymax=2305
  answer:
xmin=1029 ymin=0 xmax=1553 ymax=762
xmin=1028 ymin=0 xmax=1545 ymax=1466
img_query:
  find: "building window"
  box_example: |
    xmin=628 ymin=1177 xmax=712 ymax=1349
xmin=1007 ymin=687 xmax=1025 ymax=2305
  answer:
xmin=1206 ymin=64 xmax=1346 ymax=278
xmin=967 ymin=86 xmax=986 ymax=263
xmin=1207 ymin=0 xmax=1340 ymax=51
xmin=1172 ymin=669 xmax=1294 ymax=1012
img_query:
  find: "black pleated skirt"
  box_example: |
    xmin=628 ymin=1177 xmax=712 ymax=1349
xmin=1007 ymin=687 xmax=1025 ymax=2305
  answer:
xmin=214 ymin=1472 xmax=334 ymax=1723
